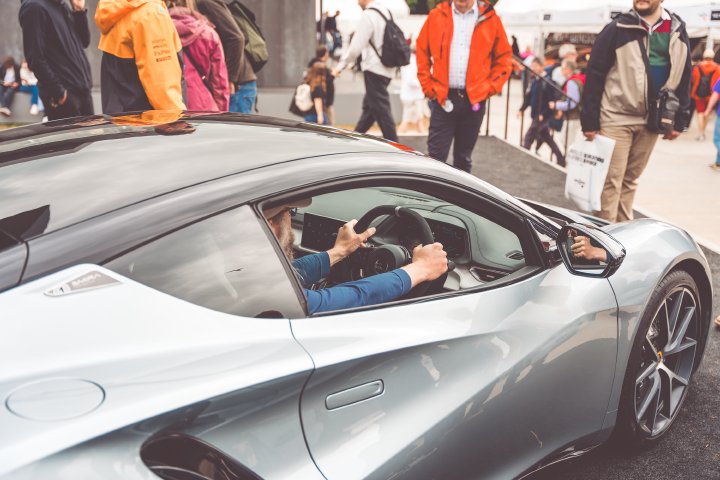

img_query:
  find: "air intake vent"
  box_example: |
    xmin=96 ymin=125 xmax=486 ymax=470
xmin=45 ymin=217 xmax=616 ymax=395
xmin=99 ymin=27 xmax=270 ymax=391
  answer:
xmin=506 ymin=250 xmax=525 ymax=260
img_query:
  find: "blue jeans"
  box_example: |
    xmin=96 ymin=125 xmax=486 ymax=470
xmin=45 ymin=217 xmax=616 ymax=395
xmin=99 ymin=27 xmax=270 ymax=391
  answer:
xmin=304 ymin=112 xmax=328 ymax=125
xmin=229 ymin=81 xmax=257 ymax=114
xmin=714 ymin=113 xmax=720 ymax=165
xmin=0 ymin=84 xmax=14 ymax=108
xmin=18 ymin=85 xmax=40 ymax=106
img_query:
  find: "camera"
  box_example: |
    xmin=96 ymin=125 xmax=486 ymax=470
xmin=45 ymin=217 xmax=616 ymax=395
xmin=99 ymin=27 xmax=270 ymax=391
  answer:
xmin=651 ymin=88 xmax=680 ymax=134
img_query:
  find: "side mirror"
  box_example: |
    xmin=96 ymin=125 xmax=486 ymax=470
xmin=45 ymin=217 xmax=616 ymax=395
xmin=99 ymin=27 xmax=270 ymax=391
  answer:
xmin=558 ymin=223 xmax=626 ymax=278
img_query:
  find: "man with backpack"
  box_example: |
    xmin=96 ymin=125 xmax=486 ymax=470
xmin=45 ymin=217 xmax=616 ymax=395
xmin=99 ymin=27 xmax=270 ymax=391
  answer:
xmin=416 ymin=0 xmax=512 ymax=172
xmin=197 ymin=0 xmax=267 ymax=114
xmin=691 ymin=49 xmax=719 ymax=141
xmin=332 ymin=0 xmax=410 ymax=142
xmin=519 ymin=58 xmax=565 ymax=167
xmin=548 ymin=59 xmax=585 ymax=144
xmin=544 ymin=43 xmax=578 ymax=137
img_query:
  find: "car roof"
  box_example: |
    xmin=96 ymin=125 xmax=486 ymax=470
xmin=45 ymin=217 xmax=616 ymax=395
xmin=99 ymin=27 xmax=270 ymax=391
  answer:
xmin=0 ymin=112 xmax=417 ymax=239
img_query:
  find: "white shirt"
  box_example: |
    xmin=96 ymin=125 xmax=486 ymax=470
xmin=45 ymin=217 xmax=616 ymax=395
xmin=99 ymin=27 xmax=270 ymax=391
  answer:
xmin=3 ymin=67 xmax=15 ymax=85
xmin=20 ymin=67 xmax=38 ymax=86
xmin=337 ymin=1 xmax=395 ymax=78
xmin=400 ymin=53 xmax=423 ymax=102
xmin=448 ymin=1 xmax=479 ymax=89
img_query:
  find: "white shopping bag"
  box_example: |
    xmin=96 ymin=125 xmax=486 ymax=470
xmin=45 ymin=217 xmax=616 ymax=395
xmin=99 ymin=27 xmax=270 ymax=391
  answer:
xmin=564 ymin=135 xmax=616 ymax=212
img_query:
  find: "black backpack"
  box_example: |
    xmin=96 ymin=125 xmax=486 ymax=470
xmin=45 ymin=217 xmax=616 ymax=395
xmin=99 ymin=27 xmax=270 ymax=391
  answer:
xmin=367 ymin=7 xmax=410 ymax=68
xmin=696 ymin=65 xmax=713 ymax=98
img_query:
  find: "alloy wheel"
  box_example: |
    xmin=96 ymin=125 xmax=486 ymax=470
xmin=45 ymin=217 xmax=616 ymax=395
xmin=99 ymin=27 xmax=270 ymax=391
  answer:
xmin=634 ymin=286 xmax=698 ymax=437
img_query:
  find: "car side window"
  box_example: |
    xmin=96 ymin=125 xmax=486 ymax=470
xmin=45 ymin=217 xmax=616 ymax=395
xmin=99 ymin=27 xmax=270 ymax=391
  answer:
xmin=273 ymin=185 xmax=534 ymax=315
xmin=296 ymin=187 xmax=528 ymax=273
xmin=105 ymin=206 xmax=304 ymax=318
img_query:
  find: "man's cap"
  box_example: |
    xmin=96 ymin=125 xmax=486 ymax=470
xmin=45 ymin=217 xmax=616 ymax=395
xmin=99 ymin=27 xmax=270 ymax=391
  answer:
xmin=264 ymin=198 xmax=312 ymax=219
xmin=703 ymin=49 xmax=715 ymax=59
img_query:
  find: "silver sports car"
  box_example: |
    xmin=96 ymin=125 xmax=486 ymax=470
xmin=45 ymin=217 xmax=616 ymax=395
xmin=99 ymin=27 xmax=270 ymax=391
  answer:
xmin=0 ymin=113 xmax=713 ymax=480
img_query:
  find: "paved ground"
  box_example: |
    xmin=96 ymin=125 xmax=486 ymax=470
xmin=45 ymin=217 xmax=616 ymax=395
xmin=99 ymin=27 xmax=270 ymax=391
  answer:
xmin=400 ymin=135 xmax=720 ymax=480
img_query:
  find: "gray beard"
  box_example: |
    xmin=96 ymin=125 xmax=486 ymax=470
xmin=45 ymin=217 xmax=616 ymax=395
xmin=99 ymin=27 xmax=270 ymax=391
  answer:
xmin=279 ymin=225 xmax=295 ymax=261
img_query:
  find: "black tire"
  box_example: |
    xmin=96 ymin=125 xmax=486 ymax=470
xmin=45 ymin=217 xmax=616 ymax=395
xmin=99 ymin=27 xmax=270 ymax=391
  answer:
xmin=611 ymin=269 xmax=702 ymax=450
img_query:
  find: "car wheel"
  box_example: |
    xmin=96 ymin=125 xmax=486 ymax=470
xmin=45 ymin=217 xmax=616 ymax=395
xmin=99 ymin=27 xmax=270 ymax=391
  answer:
xmin=612 ymin=269 xmax=701 ymax=449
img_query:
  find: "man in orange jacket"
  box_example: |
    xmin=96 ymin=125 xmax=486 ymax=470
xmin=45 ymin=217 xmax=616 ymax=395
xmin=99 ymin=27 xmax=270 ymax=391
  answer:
xmin=417 ymin=0 xmax=512 ymax=172
xmin=96 ymin=0 xmax=186 ymax=113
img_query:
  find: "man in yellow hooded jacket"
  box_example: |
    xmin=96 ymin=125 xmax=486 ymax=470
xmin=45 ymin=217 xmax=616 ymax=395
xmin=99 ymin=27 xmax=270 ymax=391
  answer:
xmin=96 ymin=0 xmax=186 ymax=113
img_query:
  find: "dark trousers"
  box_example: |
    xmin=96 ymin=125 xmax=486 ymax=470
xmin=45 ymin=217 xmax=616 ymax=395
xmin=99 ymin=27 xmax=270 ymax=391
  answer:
xmin=355 ymin=70 xmax=398 ymax=142
xmin=42 ymin=88 xmax=94 ymax=121
xmin=427 ymin=89 xmax=485 ymax=172
xmin=523 ymin=118 xmax=565 ymax=166
xmin=0 ymin=85 xmax=15 ymax=108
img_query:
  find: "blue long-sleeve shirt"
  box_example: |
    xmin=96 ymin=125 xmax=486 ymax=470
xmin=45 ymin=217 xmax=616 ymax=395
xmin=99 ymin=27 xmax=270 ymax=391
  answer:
xmin=292 ymin=252 xmax=412 ymax=314
xmin=555 ymin=79 xmax=581 ymax=112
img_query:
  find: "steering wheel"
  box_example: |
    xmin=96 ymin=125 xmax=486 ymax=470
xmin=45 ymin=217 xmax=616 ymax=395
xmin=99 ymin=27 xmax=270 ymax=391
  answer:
xmin=350 ymin=205 xmax=444 ymax=297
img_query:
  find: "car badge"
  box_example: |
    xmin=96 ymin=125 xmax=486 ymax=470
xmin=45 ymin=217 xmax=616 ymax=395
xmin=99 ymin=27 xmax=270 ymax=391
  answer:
xmin=44 ymin=270 xmax=120 ymax=297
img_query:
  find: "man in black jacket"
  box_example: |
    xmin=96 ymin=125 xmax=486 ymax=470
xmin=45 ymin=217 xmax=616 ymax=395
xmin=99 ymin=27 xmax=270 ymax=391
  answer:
xmin=19 ymin=0 xmax=94 ymax=121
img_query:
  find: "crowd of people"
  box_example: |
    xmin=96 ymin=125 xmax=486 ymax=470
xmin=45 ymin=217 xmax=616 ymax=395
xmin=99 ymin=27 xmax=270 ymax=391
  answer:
xmin=515 ymin=43 xmax=585 ymax=167
xmin=4 ymin=0 xmax=718 ymax=200
xmin=12 ymin=0 xmax=263 ymax=121
xmin=0 ymin=56 xmax=44 ymax=117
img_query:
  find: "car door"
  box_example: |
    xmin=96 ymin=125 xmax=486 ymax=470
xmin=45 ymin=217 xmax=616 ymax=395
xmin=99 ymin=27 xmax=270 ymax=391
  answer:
xmin=290 ymin=190 xmax=619 ymax=479
xmin=0 ymin=205 xmax=323 ymax=480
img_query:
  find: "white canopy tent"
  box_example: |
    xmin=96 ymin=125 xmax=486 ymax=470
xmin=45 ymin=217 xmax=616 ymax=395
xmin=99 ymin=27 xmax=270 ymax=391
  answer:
xmin=496 ymin=1 xmax=720 ymax=55
xmin=315 ymin=0 xmax=410 ymax=22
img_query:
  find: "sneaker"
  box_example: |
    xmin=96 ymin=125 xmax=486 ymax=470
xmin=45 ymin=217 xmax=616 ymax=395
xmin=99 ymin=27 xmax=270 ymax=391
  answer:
xmin=0 ymin=107 xmax=10 ymax=117
xmin=29 ymin=104 xmax=39 ymax=115
xmin=710 ymin=163 xmax=720 ymax=171
xmin=695 ymin=134 xmax=706 ymax=141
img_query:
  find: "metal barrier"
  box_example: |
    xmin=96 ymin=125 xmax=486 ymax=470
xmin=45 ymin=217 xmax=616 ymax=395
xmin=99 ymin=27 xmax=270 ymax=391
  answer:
xmin=484 ymin=55 xmax=578 ymax=161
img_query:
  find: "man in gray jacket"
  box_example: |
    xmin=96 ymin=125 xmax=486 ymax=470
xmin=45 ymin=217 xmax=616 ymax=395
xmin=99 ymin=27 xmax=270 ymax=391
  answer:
xmin=332 ymin=0 xmax=398 ymax=142
xmin=581 ymin=0 xmax=691 ymax=223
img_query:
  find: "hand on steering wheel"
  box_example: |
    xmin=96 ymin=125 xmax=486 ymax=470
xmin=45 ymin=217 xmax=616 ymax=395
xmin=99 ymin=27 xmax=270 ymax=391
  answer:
xmin=350 ymin=205 xmax=450 ymax=297
xmin=402 ymin=243 xmax=449 ymax=287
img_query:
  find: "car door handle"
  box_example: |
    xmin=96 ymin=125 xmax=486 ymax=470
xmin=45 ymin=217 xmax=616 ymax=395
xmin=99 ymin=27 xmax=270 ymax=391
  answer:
xmin=325 ymin=380 xmax=384 ymax=410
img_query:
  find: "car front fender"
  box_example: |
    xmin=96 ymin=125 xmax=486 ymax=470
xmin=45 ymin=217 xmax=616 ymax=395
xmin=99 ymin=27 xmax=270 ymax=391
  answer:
xmin=597 ymin=218 xmax=712 ymax=437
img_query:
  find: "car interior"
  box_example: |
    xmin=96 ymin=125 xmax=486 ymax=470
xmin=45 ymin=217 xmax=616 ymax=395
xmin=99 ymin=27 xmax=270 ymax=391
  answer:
xmin=284 ymin=185 xmax=540 ymax=298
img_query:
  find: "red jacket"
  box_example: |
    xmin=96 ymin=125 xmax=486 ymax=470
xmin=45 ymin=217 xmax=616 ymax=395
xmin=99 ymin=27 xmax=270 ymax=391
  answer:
xmin=416 ymin=1 xmax=512 ymax=106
